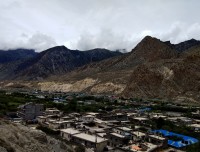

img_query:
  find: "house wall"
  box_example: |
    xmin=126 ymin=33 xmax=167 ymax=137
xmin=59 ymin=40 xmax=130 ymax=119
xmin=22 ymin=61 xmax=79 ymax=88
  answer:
xmin=18 ymin=103 xmax=44 ymax=120
xmin=107 ymin=135 xmax=127 ymax=147
xmin=72 ymin=137 xmax=107 ymax=152
xmin=60 ymin=132 xmax=72 ymax=141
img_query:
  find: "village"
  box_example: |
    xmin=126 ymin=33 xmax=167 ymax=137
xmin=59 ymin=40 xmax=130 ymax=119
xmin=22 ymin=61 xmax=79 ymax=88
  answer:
xmin=2 ymin=90 xmax=200 ymax=152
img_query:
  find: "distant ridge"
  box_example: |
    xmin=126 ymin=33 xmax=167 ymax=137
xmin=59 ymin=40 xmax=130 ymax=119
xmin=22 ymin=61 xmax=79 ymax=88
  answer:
xmin=1 ymin=36 xmax=200 ymax=103
xmin=0 ymin=46 xmax=122 ymax=80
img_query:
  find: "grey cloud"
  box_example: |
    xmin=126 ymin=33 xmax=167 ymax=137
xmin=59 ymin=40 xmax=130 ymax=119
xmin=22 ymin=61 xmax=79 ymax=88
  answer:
xmin=158 ymin=22 xmax=200 ymax=43
xmin=26 ymin=33 xmax=57 ymax=51
xmin=0 ymin=33 xmax=57 ymax=52
xmin=69 ymin=29 xmax=139 ymax=51
xmin=0 ymin=0 xmax=200 ymax=51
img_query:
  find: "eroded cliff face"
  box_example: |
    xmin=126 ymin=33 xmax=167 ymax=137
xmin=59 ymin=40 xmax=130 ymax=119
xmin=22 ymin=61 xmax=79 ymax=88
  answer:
xmin=38 ymin=78 xmax=125 ymax=94
xmin=0 ymin=120 xmax=74 ymax=152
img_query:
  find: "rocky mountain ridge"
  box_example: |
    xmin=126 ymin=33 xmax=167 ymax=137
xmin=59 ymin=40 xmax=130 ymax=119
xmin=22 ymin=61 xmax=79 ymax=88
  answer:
xmin=37 ymin=36 xmax=200 ymax=102
xmin=0 ymin=46 xmax=122 ymax=80
xmin=1 ymin=36 xmax=200 ymax=102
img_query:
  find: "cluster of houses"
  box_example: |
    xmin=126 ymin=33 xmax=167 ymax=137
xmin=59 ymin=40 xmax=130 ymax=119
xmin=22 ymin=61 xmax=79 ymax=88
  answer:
xmin=13 ymin=102 xmax=200 ymax=152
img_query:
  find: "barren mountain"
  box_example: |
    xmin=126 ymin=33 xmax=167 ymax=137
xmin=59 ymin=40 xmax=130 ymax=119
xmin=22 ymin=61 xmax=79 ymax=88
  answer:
xmin=1 ymin=36 xmax=200 ymax=102
xmin=0 ymin=49 xmax=37 ymax=64
xmin=0 ymin=46 xmax=122 ymax=80
xmin=38 ymin=36 xmax=200 ymax=102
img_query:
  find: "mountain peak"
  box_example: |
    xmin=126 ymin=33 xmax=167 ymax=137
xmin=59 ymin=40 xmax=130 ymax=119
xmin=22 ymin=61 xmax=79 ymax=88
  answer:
xmin=130 ymin=36 xmax=177 ymax=61
xmin=141 ymin=35 xmax=161 ymax=43
xmin=133 ymin=36 xmax=163 ymax=51
xmin=142 ymin=35 xmax=157 ymax=40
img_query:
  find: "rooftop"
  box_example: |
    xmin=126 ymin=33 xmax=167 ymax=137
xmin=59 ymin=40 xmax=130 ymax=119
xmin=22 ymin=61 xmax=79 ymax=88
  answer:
xmin=132 ymin=131 xmax=146 ymax=137
xmin=110 ymin=132 xmax=125 ymax=138
xmin=148 ymin=134 xmax=166 ymax=140
xmin=60 ymin=128 xmax=80 ymax=134
xmin=134 ymin=117 xmax=148 ymax=121
xmin=73 ymin=133 xmax=107 ymax=143
xmin=190 ymin=124 xmax=200 ymax=128
xmin=117 ymin=127 xmax=132 ymax=131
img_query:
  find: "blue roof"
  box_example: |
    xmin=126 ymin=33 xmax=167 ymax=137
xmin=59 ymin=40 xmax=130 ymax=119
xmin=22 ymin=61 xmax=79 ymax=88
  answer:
xmin=152 ymin=129 xmax=199 ymax=148
xmin=138 ymin=107 xmax=151 ymax=112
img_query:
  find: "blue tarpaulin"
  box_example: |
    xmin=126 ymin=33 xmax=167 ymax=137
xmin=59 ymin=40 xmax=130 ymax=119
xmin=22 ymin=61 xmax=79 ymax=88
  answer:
xmin=138 ymin=107 xmax=151 ymax=113
xmin=152 ymin=129 xmax=199 ymax=148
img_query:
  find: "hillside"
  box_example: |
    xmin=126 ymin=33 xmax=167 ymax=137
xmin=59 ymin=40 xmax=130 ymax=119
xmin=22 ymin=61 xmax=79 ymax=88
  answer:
xmin=36 ymin=36 xmax=200 ymax=102
xmin=0 ymin=46 xmax=122 ymax=80
xmin=0 ymin=120 xmax=74 ymax=152
xmin=0 ymin=49 xmax=37 ymax=64
xmin=1 ymin=36 xmax=200 ymax=102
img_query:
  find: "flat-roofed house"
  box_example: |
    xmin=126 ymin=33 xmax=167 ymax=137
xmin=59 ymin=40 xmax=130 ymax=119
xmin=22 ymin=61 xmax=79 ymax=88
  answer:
xmin=106 ymin=132 xmax=129 ymax=147
xmin=37 ymin=115 xmax=47 ymax=124
xmin=49 ymin=120 xmax=72 ymax=130
xmin=60 ymin=128 xmax=80 ymax=141
xmin=147 ymin=134 xmax=168 ymax=148
xmin=45 ymin=108 xmax=61 ymax=116
xmin=80 ymin=115 xmax=95 ymax=123
xmin=72 ymin=133 xmax=108 ymax=152
xmin=113 ymin=127 xmax=133 ymax=139
xmin=132 ymin=131 xmax=146 ymax=142
xmin=190 ymin=124 xmax=200 ymax=132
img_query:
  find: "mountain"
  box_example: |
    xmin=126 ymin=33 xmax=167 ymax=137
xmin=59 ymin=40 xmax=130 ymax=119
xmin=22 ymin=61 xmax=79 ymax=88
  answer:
xmin=0 ymin=49 xmax=37 ymax=64
xmin=35 ymin=36 xmax=200 ymax=103
xmin=165 ymin=38 xmax=200 ymax=52
xmin=0 ymin=46 xmax=122 ymax=80
xmin=1 ymin=36 xmax=200 ymax=103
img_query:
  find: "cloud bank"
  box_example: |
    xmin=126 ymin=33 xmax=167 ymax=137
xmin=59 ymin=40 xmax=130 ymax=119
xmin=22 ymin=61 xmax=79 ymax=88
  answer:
xmin=0 ymin=0 xmax=200 ymax=51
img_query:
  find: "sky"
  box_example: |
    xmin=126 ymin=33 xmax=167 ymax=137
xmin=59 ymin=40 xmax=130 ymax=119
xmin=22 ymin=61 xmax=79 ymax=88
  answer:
xmin=0 ymin=0 xmax=200 ymax=52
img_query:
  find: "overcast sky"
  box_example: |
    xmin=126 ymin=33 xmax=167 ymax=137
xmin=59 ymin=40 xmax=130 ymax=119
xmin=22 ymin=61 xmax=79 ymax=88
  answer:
xmin=1 ymin=0 xmax=200 ymax=52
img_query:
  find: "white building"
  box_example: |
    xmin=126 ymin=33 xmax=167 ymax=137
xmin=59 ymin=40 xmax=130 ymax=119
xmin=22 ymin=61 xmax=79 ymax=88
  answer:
xmin=60 ymin=128 xmax=80 ymax=141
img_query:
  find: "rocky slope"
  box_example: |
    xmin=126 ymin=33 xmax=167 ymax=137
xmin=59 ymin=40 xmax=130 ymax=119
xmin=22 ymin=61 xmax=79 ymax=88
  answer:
xmin=0 ymin=49 xmax=37 ymax=64
xmin=1 ymin=36 xmax=200 ymax=102
xmin=0 ymin=120 xmax=74 ymax=152
xmin=36 ymin=36 xmax=200 ymax=102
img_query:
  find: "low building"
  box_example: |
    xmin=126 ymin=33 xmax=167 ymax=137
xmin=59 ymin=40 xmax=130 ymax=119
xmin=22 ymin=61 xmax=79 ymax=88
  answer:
xmin=72 ymin=133 xmax=108 ymax=152
xmin=49 ymin=120 xmax=72 ymax=130
xmin=190 ymin=124 xmax=200 ymax=132
xmin=113 ymin=127 xmax=133 ymax=139
xmin=80 ymin=115 xmax=95 ymax=123
xmin=60 ymin=128 xmax=80 ymax=141
xmin=106 ymin=132 xmax=129 ymax=147
xmin=97 ymin=113 xmax=128 ymax=121
xmin=45 ymin=108 xmax=61 ymax=116
xmin=147 ymin=134 xmax=168 ymax=148
xmin=37 ymin=115 xmax=47 ymax=124
xmin=17 ymin=102 xmax=44 ymax=120
xmin=132 ymin=131 xmax=146 ymax=142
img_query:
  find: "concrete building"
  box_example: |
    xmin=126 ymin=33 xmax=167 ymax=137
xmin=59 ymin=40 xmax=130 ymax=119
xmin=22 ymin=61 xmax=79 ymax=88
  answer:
xmin=132 ymin=131 xmax=146 ymax=142
xmin=18 ymin=102 xmax=44 ymax=120
xmin=106 ymin=132 xmax=129 ymax=147
xmin=49 ymin=120 xmax=72 ymax=130
xmin=60 ymin=128 xmax=80 ymax=141
xmin=80 ymin=115 xmax=95 ymax=123
xmin=72 ymin=133 xmax=108 ymax=152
